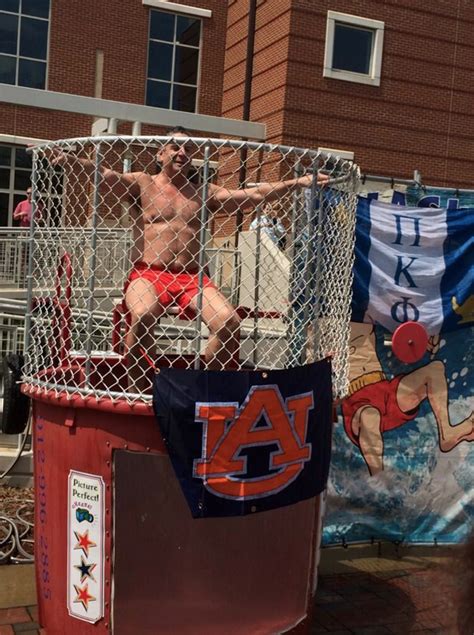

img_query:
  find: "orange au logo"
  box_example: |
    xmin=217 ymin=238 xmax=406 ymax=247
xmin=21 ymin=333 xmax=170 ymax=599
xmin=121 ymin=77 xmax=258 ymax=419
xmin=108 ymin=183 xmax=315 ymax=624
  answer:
xmin=193 ymin=385 xmax=314 ymax=500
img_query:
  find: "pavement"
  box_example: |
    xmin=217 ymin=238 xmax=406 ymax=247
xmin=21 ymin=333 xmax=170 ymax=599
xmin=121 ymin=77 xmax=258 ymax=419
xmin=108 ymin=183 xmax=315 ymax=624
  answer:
xmin=313 ymin=543 xmax=462 ymax=634
xmin=0 ymin=544 xmax=464 ymax=634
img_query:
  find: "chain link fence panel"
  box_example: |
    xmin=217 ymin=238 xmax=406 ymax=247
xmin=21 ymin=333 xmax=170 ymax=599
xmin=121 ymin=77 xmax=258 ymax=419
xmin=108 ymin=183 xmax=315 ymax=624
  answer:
xmin=22 ymin=136 xmax=360 ymax=404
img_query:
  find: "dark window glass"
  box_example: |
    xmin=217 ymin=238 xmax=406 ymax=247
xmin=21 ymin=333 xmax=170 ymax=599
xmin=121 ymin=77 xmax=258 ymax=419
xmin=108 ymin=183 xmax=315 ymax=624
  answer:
xmin=22 ymin=0 xmax=50 ymax=19
xmin=14 ymin=147 xmax=32 ymax=169
xmin=150 ymin=10 xmax=174 ymax=42
xmin=20 ymin=17 xmax=48 ymax=60
xmin=47 ymin=198 xmax=62 ymax=227
xmin=14 ymin=170 xmax=31 ymax=191
xmin=174 ymin=46 xmax=198 ymax=85
xmin=0 ymin=193 xmax=10 ymax=226
xmin=176 ymin=16 xmax=200 ymax=47
xmin=0 ymin=0 xmax=19 ymax=13
xmin=148 ymin=41 xmax=173 ymax=81
xmin=172 ymin=84 xmax=196 ymax=113
xmin=18 ymin=58 xmax=46 ymax=88
xmin=0 ymin=145 xmax=12 ymax=167
xmin=0 ymin=168 xmax=11 ymax=189
xmin=146 ymin=80 xmax=170 ymax=109
xmin=51 ymin=169 xmax=64 ymax=196
xmin=36 ymin=157 xmax=50 ymax=173
xmin=0 ymin=13 xmax=18 ymax=55
xmin=0 ymin=54 xmax=16 ymax=83
xmin=333 ymin=23 xmax=373 ymax=74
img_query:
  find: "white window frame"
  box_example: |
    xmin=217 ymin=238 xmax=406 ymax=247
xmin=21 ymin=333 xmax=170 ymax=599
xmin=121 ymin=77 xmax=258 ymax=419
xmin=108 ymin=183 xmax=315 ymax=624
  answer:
xmin=0 ymin=1 xmax=51 ymax=89
xmin=323 ymin=11 xmax=384 ymax=87
xmin=142 ymin=1 xmax=212 ymax=19
xmin=0 ymin=139 xmax=65 ymax=228
xmin=145 ymin=8 xmax=203 ymax=113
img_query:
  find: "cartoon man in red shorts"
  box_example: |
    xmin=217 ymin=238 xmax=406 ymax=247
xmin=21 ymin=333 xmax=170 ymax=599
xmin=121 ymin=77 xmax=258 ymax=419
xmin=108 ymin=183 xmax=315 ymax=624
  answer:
xmin=343 ymin=322 xmax=474 ymax=475
xmin=55 ymin=127 xmax=328 ymax=391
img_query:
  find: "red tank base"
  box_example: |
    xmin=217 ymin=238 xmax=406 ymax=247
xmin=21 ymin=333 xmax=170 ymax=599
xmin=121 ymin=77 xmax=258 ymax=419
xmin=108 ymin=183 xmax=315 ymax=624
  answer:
xmin=30 ymin=387 xmax=322 ymax=635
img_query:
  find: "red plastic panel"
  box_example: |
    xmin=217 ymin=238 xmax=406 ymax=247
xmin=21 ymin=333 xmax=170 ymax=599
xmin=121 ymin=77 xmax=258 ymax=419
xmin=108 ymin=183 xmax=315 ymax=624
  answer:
xmin=33 ymin=400 xmax=161 ymax=634
xmin=113 ymin=450 xmax=321 ymax=635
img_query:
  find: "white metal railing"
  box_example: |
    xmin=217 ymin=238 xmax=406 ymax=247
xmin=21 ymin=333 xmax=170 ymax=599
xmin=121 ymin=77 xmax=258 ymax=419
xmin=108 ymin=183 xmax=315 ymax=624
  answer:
xmin=0 ymin=228 xmax=240 ymax=298
xmin=0 ymin=228 xmax=131 ymax=291
xmin=0 ymin=305 xmax=27 ymax=447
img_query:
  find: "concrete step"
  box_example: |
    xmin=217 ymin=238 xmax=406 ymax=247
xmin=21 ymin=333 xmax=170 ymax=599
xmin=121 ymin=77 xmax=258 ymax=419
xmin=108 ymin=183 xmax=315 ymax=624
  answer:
xmin=0 ymin=447 xmax=33 ymax=487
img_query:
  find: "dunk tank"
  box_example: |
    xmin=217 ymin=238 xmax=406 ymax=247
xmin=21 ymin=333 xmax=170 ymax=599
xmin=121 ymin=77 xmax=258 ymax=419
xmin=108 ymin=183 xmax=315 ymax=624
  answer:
xmin=21 ymin=136 xmax=359 ymax=634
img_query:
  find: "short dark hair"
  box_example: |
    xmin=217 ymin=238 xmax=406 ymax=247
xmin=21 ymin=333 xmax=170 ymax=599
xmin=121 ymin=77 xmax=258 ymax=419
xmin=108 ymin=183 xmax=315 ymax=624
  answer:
xmin=168 ymin=125 xmax=191 ymax=136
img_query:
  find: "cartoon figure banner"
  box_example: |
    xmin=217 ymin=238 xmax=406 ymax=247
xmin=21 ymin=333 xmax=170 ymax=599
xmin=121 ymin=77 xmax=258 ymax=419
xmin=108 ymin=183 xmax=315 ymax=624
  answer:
xmin=323 ymin=195 xmax=473 ymax=545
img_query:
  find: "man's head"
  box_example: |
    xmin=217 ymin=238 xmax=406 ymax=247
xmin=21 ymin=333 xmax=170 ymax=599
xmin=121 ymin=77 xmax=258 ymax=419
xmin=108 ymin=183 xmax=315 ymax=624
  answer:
xmin=26 ymin=187 xmax=32 ymax=200
xmin=157 ymin=126 xmax=193 ymax=179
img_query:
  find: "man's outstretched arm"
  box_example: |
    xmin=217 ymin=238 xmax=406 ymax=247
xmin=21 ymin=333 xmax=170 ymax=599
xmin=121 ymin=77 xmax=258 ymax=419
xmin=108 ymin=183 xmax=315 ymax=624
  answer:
xmin=48 ymin=148 xmax=141 ymax=203
xmin=208 ymin=172 xmax=329 ymax=213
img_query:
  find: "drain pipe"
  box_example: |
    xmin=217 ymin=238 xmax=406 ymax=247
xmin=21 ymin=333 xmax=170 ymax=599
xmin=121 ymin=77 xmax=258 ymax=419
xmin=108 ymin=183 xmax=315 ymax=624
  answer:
xmin=236 ymin=0 xmax=258 ymax=237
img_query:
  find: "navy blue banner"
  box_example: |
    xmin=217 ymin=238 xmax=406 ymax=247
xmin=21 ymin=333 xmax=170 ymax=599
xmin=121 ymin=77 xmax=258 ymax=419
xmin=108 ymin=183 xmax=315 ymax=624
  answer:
xmin=351 ymin=197 xmax=474 ymax=334
xmin=153 ymin=360 xmax=333 ymax=518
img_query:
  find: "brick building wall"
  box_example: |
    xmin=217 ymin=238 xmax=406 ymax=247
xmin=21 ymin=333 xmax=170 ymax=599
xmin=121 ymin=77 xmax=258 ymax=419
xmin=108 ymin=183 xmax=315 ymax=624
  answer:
xmin=0 ymin=0 xmax=229 ymax=227
xmin=222 ymin=0 xmax=292 ymax=144
xmin=1 ymin=0 xmax=228 ymax=142
xmin=215 ymin=0 xmax=293 ymax=236
xmin=221 ymin=0 xmax=474 ymax=189
xmin=2 ymin=0 xmax=474 ymax=232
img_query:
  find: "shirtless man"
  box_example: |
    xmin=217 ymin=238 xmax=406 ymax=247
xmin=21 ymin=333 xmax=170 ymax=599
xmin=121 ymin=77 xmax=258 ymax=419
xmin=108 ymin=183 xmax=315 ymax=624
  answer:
xmin=343 ymin=322 xmax=474 ymax=475
xmin=53 ymin=127 xmax=327 ymax=392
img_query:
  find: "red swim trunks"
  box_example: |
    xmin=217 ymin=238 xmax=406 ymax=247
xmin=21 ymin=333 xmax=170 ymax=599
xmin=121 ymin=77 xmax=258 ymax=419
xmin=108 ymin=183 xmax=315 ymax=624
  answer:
xmin=342 ymin=374 xmax=419 ymax=447
xmin=124 ymin=261 xmax=217 ymax=319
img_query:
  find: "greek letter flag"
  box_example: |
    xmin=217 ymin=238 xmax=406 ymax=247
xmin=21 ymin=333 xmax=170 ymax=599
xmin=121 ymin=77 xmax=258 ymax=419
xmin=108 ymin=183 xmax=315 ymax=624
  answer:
xmin=351 ymin=197 xmax=474 ymax=333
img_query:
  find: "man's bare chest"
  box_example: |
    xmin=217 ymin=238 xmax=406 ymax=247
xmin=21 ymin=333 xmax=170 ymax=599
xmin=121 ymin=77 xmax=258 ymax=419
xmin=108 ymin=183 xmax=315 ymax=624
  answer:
xmin=139 ymin=179 xmax=202 ymax=224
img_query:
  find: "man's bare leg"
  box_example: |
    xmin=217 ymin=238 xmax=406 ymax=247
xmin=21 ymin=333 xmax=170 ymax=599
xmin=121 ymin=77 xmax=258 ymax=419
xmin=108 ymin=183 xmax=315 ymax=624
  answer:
xmin=189 ymin=286 xmax=240 ymax=369
xmin=124 ymin=278 xmax=163 ymax=393
xmin=397 ymin=360 xmax=474 ymax=451
xmin=352 ymin=405 xmax=384 ymax=475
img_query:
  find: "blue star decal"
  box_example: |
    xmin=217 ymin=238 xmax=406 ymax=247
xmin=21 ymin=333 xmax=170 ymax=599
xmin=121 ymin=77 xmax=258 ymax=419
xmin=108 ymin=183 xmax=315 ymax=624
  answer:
xmin=74 ymin=555 xmax=97 ymax=583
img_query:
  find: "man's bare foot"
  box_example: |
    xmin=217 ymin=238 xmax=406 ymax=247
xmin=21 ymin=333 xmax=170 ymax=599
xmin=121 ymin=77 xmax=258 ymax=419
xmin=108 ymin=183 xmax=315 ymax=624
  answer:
xmin=439 ymin=412 xmax=474 ymax=452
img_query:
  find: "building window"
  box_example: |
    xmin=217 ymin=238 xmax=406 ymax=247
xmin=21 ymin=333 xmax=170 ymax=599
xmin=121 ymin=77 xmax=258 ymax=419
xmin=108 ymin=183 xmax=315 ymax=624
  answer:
xmin=323 ymin=11 xmax=384 ymax=87
xmin=0 ymin=143 xmax=64 ymax=227
xmin=146 ymin=9 xmax=201 ymax=112
xmin=0 ymin=144 xmax=32 ymax=225
xmin=0 ymin=0 xmax=50 ymax=89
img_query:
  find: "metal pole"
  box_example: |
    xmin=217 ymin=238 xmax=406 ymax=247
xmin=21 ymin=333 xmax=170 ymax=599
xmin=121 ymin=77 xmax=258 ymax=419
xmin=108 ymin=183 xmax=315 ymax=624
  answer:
xmin=252 ymin=205 xmax=263 ymax=366
xmin=193 ymin=143 xmax=211 ymax=370
xmin=84 ymin=142 xmax=103 ymax=386
xmin=287 ymin=160 xmax=303 ymax=365
xmin=23 ymin=149 xmax=40 ymax=377
xmin=306 ymin=159 xmax=326 ymax=361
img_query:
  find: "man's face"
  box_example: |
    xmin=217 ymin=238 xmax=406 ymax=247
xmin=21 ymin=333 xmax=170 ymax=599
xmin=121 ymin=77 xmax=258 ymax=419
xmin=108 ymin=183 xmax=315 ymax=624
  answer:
xmin=26 ymin=188 xmax=32 ymax=200
xmin=158 ymin=134 xmax=193 ymax=177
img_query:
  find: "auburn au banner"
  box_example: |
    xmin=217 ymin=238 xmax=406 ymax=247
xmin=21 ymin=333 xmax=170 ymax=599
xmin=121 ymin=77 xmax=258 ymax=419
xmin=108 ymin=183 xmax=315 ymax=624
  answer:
xmin=153 ymin=360 xmax=333 ymax=518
